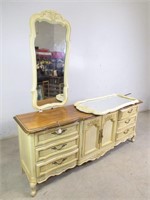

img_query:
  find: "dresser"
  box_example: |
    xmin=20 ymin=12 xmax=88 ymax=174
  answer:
xmin=14 ymin=97 xmax=141 ymax=197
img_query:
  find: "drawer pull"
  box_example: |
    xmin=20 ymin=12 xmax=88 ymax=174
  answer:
xmin=51 ymin=144 xmax=67 ymax=151
xmin=123 ymin=129 xmax=129 ymax=134
xmin=52 ymin=129 xmax=66 ymax=135
xmin=52 ymin=158 xmax=67 ymax=165
xmin=125 ymin=119 xmax=131 ymax=124
xmin=128 ymin=109 xmax=133 ymax=113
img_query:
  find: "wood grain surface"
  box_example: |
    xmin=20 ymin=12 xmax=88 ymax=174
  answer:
xmin=14 ymin=105 xmax=93 ymax=133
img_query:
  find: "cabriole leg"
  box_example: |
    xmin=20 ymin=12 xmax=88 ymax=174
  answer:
xmin=30 ymin=182 xmax=37 ymax=197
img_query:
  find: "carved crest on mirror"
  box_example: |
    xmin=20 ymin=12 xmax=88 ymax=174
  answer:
xmin=30 ymin=10 xmax=71 ymax=110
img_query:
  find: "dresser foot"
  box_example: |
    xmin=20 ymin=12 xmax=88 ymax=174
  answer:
xmin=30 ymin=183 xmax=36 ymax=197
xmin=130 ymin=136 xmax=135 ymax=142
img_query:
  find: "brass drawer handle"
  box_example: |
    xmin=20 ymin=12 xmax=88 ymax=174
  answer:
xmin=125 ymin=119 xmax=131 ymax=124
xmin=123 ymin=129 xmax=129 ymax=134
xmin=128 ymin=109 xmax=133 ymax=113
xmin=52 ymin=158 xmax=67 ymax=165
xmin=52 ymin=129 xmax=66 ymax=135
xmin=51 ymin=144 xmax=67 ymax=151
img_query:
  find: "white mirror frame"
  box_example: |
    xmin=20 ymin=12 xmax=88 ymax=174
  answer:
xmin=30 ymin=10 xmax=71 ymax=111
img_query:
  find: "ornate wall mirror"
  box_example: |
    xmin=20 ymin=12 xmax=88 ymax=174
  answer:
xmin=30 ymin=10 xmax=71 ymax=110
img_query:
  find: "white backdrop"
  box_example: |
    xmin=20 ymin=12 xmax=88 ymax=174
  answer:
xmin=1 ymin=1 xmax=150 ymax=139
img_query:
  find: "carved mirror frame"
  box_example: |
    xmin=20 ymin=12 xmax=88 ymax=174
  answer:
xmin=30 ymin=10 xmax=71 ymax=110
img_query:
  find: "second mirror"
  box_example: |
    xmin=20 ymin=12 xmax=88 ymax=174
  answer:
xmin=30 ymin=10 xmax=71 ymax=110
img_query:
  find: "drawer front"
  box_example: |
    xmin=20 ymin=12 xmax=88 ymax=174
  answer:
xmin=36 ymin=150 xmax=78 ymax=177
xmin=116 ymin=126 xmax=135 ymax=141
xmin=117 ymin=116 xmax=137 ymax=130
xmin=118 ymin=105 xmax=138 ymax=120
xmin=35 ymin=122 xmax=79 ymax=146
xmin=36 ymin=136 xmax=78 ymax=161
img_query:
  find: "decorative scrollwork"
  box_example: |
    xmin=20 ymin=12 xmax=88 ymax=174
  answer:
xmin=30 ymin=10 xmax=71 ymax=110
xmin=38 ymin=10 xmax=67 ymax=25
xmin=105 ymin=114 xmax=113 ymax=122
xmin=102 ymin=113 xmax=117 ymax=125
xmin=84 ymin=119 xmax=101 ymax=132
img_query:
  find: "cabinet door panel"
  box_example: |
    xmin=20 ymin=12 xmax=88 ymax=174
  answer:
xmin=102 ymin=120 xmax=113 ymax=146
xmin=101 ymin=112 xmax=117 ymax=148
xmin=82 ymin=117 xmax=101 ymax=157
xmin=84 ymin=125 xmax=98 ymax=155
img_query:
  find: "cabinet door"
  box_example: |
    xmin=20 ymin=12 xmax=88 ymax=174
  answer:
xmin=101 ymin=112 xmax=117 ymax=148
xmin=82 ymin=117 xmax=101 ymax=157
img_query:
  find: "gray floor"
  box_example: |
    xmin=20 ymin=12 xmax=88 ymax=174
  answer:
xmin=0 ymin=111 xmax=150 ymax=200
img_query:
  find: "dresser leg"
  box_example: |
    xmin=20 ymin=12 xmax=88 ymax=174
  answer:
xmin=130 ymin=135 xmax=135 ymax=142
xmin=30 ymin=182 xmax=36 ymax=197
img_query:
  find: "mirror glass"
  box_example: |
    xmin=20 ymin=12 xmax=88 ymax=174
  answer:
xmin=30 ymin=10 xmax=70 ymax=110
xmin=74 ymin=94 xmax=139 ymax=115
xmin=35 ymin=22 xmax=66 ymax=104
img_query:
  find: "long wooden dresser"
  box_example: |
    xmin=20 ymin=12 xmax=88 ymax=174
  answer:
xmin=14 ymin=101 xmax=141 ymax=196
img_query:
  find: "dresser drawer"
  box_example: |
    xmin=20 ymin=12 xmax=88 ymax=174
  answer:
xmin=35 ymin=122 xmax=79 ymax=146
xmin=36 ymin=136 xmax=78 ymax=161
xmin=36 ymin=149 xmax=78 ymax=177
xmin=117 ymin=116 xmax=137 ymax=130
xmin=116 ymin=126 xmax=135 ymax=141
xmin=118 ymin=105 xmax=138 ymax=120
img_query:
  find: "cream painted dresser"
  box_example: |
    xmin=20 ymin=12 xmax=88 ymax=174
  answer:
xmin=14 ymin=95 xmax=141 ymax=196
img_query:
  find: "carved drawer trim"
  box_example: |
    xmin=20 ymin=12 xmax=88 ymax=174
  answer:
xmin=36 ymin=149 xmax=78 ymax=177
xmin=35 ymin=135 xmax=78 ymax=161
xmin=35 ymin=122 xmax=79 ymax=146
xmin=118 ymin=105 xmax=138 ymax=120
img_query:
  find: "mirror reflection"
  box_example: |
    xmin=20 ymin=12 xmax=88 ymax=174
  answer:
xmin=35 ymin=21 xmax=66 ymax=105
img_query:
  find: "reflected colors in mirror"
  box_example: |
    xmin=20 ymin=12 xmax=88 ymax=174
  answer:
xmin=30 ymin=10 xmax=70 ymax=110
xmin=35 ymin=22 xmax=66 ymax=104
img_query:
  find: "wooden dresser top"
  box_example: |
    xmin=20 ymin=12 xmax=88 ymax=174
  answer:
xmin=14 ymin=105 xmax=93 ymax=133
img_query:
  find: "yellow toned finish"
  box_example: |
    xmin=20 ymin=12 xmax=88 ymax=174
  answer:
xmin=15 ymin=101 xmax=140 ymax=196
xmin=30 ymin=10 xmax=71 ymax=111
xmin=78 ymin=112 xmax=118 ymax=165
xmin=115 ymin=105 xmax=139 ymax=145
xmin=82 ymin=117 xmax=101 ymax=159
xmin=74 ymin=94 xmax=139 ymax=115
xmin=17 ymin=120 xmax=80 ymax=196
xmin=18 ymin=127 xmax=37 ymax=196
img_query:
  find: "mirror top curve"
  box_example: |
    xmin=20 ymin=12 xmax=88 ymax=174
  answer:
xmin=30 ymin=10 xmax=71 ymax=111
xmin=30 ymin=10 xmax=71 ymax=27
